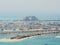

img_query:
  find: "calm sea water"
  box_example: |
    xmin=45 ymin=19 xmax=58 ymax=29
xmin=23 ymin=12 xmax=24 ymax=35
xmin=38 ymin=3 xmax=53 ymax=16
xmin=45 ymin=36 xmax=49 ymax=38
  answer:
xmin=0 ymin=34 xmax=60 ymax=45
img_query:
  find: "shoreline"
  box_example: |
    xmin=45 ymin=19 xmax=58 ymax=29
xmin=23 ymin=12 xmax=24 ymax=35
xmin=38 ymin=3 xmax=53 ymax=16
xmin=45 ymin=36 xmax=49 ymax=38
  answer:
xmin=0 ymin=33 xmax=60 ymax=42
xmin=0 ymin=36 xmax=36 ymax=42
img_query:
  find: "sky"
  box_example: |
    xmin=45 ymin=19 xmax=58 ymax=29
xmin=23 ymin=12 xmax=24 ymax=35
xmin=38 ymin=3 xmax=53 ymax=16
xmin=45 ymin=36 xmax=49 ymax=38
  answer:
xmin=0 ymin=0 xmax=60 ymax=20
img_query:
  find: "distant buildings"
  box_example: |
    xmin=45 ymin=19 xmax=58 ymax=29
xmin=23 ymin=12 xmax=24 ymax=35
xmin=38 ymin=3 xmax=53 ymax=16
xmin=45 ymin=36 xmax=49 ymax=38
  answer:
xmin=0 ymin=16 xmax=60 ymax=31
xmin=23 ymin=16 xmax=39 ymax=21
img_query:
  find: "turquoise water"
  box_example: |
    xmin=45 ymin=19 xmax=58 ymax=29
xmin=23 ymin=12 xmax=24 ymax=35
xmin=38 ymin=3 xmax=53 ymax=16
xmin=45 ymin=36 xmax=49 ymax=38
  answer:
xmin=0 ymin=34 xmax=60 ymax=45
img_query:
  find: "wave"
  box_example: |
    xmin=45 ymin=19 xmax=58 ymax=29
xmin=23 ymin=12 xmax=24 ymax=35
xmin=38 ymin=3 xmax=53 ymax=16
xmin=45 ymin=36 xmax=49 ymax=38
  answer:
xmin=55 ymin=36 xmax=60 ymax=38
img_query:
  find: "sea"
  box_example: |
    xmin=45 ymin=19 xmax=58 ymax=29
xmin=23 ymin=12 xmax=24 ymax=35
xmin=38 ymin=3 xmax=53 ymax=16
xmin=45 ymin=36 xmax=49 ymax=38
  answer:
xmin=0 ymin=34 xmax=60 ymax=45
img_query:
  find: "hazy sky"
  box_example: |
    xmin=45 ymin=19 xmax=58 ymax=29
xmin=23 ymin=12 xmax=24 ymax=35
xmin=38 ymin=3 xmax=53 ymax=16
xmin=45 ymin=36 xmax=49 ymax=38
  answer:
xmin=0 ymin=0 xmax=60 ymax=20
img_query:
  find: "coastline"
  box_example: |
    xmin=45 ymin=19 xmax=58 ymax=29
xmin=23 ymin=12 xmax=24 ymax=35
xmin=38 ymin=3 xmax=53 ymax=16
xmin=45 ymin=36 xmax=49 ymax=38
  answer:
xmin=0 ymin=36 xmax=36 ymax=42
xmin=0 ymin=32 xmax=60 ymax=42
xmin=0 ymin=34 xmax=60 ymax=42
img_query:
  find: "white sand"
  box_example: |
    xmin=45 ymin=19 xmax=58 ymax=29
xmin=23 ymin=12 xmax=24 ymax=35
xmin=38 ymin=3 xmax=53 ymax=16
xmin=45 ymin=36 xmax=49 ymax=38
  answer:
xmin=0 ymin=38 xmax=27 ymax=42
xmin=0 ymin=36 xmax=35 ymax=42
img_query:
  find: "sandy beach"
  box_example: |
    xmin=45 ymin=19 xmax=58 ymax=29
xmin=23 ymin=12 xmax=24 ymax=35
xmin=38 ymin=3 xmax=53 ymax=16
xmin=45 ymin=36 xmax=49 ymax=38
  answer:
xmin=0 ymin=38 xmax=26 ymax=42
xmin=0 ymin=36 xmax=35 ymax=42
